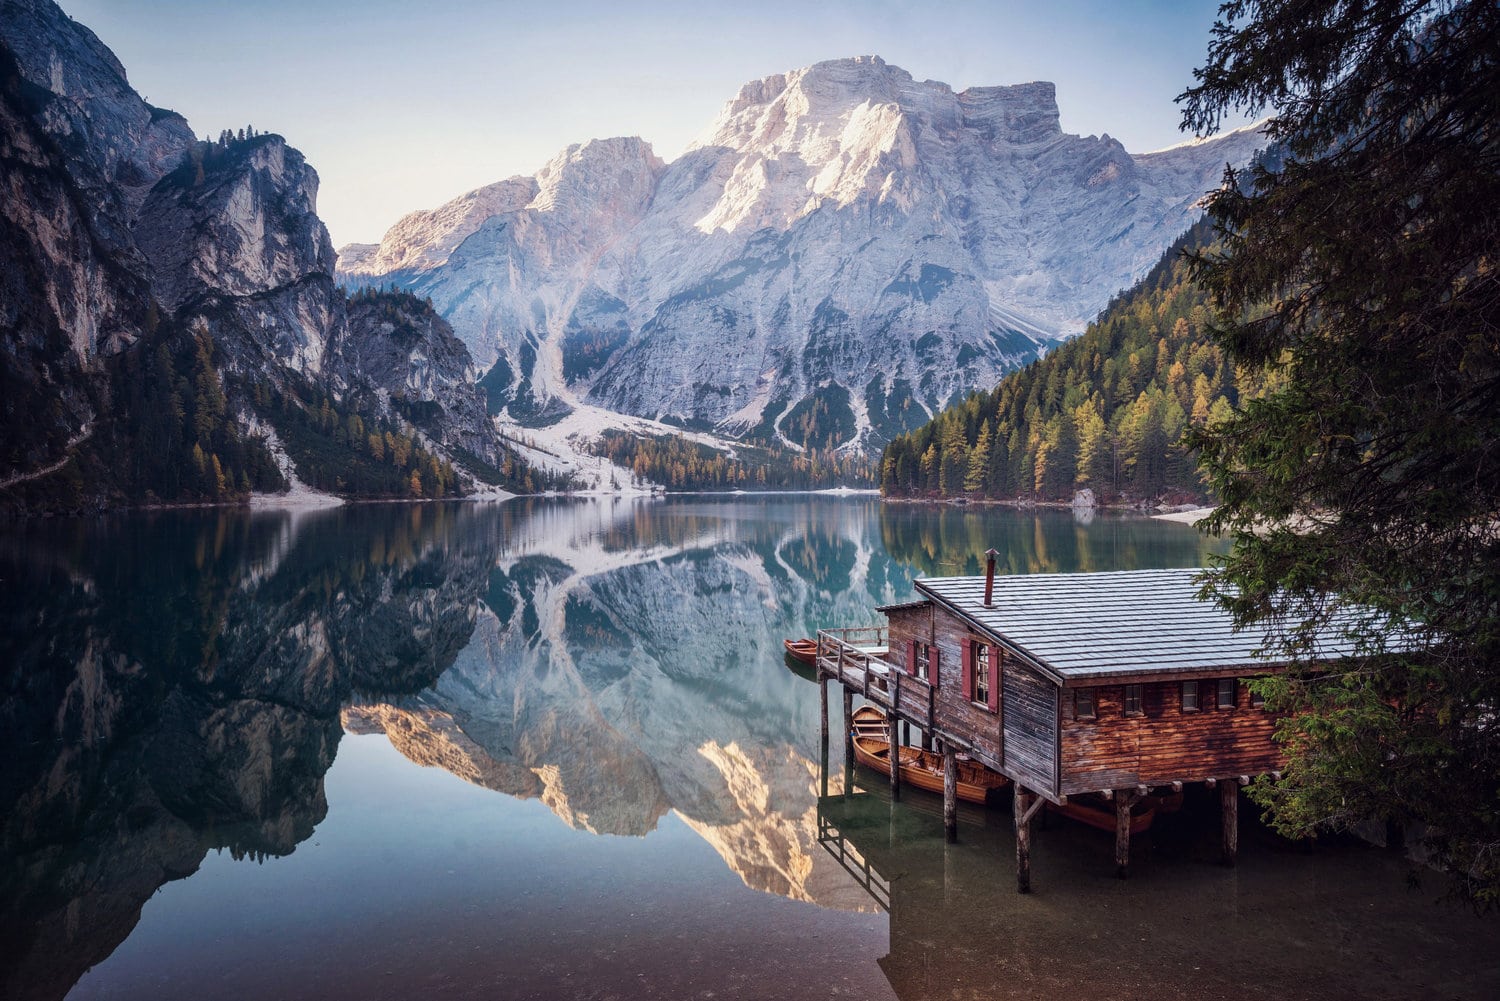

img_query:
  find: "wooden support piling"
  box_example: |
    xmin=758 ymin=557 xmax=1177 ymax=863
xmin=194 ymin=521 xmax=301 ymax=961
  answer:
xmin=888 ymin=718 xmax=901 ymax=801
xmin=943 ymin=749 xmax=958 ymax=843
xmin=1114 ymin=790 xmax=1132 ymax=879
xmin=819 ymin=676 xmax=829 ymax=746
xmin=842 ymin=688 xmax=854 ymax=765
xmin=1221 ymin=781 xmax=1239 ymax=866
xmin=1014 ymin=787 xmax=1034 ymax=893
xmin=819 ymin=739 xmax=829 ymax=800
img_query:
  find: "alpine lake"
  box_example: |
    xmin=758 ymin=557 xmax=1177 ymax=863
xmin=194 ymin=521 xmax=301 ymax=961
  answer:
xmin=3 ymin=496 xmax=1496 ymax=1001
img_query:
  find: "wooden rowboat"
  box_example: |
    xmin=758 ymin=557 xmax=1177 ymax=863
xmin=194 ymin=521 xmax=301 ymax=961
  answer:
xmin=849 ymin=706 xmax=1009 ymax=805
xmin=783 ymin=638 xmax=818 ymax=664
xmin=1047 ymin=793 xmax=1157 ymax=834
xmin=852 ymin=705 xmax=889 ymax=737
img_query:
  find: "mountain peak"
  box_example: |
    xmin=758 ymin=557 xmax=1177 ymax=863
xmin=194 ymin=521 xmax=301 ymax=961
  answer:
xmin=338 ymin=57 xmax=1264 ymax=454
xmin=694 ymin=56 xmax=1066 ymax=157
xmin=957 ymin=81 xmax=1061 ymax=145
xmin=527 ymin=136 xmax=664 ymax=223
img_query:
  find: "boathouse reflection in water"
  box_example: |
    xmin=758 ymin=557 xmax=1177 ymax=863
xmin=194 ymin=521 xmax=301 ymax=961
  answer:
xmin=816 ymin=765 xmax=1498 ymax=1001
xmin=3 ymin=498 xmax=1496 ymax=1001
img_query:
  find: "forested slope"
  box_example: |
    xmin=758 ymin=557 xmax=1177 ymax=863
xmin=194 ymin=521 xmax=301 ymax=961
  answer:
xmin=880 ymin=218 xmax=1274 ymax=503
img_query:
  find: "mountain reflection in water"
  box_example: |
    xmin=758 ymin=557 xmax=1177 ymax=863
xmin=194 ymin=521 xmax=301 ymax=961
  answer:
xmin=2 ymin=498 xmax=1493 ymax=1001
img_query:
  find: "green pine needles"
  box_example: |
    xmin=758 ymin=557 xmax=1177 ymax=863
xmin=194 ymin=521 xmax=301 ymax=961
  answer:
xmin=1182 ymin=0 xmax=1500 ymax=905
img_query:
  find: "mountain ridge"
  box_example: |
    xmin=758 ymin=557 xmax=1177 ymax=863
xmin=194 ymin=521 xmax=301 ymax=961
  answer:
xmin=0 ymin=0 xmax=554 ymax=513
xmin=339 ymin=55 xmax=1263 ymax=454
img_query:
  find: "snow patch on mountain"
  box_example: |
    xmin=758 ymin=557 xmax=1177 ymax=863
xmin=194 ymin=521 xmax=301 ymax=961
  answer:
xmin=340 ymin=55 xmax=1264 ymax=455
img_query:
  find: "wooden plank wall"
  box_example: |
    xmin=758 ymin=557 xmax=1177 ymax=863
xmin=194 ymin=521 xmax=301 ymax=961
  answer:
xmin=927 ymin=609 xmax=1005 ymax=766
xmin=883 ymin=605 xmax=938 ymax=727
xmin=1060 ymin=678 xmax=1284 ymax=795
xmin=884 ymin=605 xmax=932 ymax=679
xmin=1001 ymin=662 xmax=1059 ymax=796
xmin=881 ymin=604 xmax=1005 ymax=766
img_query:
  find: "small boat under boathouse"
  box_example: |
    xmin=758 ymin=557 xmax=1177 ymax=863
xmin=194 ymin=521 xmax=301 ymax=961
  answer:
xmin=814 ymin=555 xmax=1389 ymax=892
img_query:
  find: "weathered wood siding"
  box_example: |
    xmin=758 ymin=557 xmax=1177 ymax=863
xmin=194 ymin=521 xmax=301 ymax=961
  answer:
xmin=927 ymin=608 xmax=1005 ymax=772
xmin=1060 ymin=678 xmax=1284 ymax=795
xmin=880 ymin=605 xmax=937 ymax=726
xmin=876 ymin=603 xmax=924 ymax=672
xmin=883 ymin=604 xmax=1063 ymax=786
xmin=885 ymin=605 xmax=934 ymax=681
xmin=1000 ymin=661 xmax=1059 ymax=796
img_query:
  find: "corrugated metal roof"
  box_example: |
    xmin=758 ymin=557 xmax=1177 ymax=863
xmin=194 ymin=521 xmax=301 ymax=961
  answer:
xmin=915 ymin=568 xmax=1398 ymax=680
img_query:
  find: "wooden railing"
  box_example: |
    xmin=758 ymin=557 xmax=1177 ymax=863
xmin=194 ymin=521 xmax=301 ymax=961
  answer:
xmin=816 ymin=626 xmax=936 ymax=728
xmin=815 ymin=813 xmax=890 ymax=912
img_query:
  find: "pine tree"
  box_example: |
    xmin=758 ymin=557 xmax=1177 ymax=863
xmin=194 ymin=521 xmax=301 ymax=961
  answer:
xmin=1181 ymin=0 xmax=1500 ymax=903
xmin=938 ymin=420 xmax=967 ymax=495
xmin=964 ymin=421 xmax=991 ymax=494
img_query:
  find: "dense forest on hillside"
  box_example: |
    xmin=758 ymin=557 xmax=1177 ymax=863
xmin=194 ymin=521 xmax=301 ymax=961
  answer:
xmin=880 ymin=218 xmax=1277 ymax=503
xmin=255 ymin=378 xmax=464 ymax=499
xmin=590 ymin=431 xmax=874 ymax=491
xmin=1 ymin=325 xmax=290 ymax=514
xmin=1 ymin=304 xmax=566 ymax=514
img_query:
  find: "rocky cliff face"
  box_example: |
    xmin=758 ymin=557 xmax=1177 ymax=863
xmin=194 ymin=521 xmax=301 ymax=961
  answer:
xmin=341 ymin=56 xmax=1263 ymax=450
xmin=0 ymin=0 xmax=193 ymax=276
xmin=0 ymin=0 xmax=194 ymax=478
xmin=331 ymin=291 xmax=505 ymax=469
xmin=0 ymin=0 xmax=517 ymax=509
xmin=136 ymin=135 xmax=343 ymax=377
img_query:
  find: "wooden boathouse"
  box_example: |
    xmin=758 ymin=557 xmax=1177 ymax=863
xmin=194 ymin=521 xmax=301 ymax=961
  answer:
xmin=816 ymin=557 xmax=1375 ymax=892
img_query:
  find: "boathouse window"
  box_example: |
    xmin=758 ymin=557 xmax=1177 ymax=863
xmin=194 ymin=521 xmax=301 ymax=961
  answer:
xmin=972 ymin=642 xmax=991 ymax=706
xmin=1124 ymin=684 xmax=1143 ymax=716
xmin=1250 ymin=685 xmax=1266 ymax=709
xmin=1074 ymin=689 xmax=1096 ymax=720
xmin=963 ymin=640 xmax=999 ymax=712
xmin=1217 ymin=677 xmax=1237 ymax=709
xmin=908 ymin=640 xmax=925 ymax=676
xmin=1181 ymin=680 xmax=1199 ymax=712
xmin=908 ymin=640 xmax=938 ymax=684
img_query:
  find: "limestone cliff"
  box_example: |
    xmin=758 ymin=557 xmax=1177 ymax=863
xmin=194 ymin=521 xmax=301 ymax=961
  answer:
xmin=0 ymin=0 xmax=527 ymax=512
xmin=340 ymin=56 xmax=1264 ymax=450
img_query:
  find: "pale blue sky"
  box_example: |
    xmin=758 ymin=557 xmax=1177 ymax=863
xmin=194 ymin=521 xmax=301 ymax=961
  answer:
xmin=58 ymin=1 xmax=1247 ymax=247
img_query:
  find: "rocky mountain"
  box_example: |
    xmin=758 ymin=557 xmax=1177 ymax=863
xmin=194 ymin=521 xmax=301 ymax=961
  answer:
xmin=0 ymin=0 xmax=534 ymax=514
xmin=880 ymin=216 xmax=1246 ymax=503
xmin=340 ymin=56 xmax=1264 ymax=451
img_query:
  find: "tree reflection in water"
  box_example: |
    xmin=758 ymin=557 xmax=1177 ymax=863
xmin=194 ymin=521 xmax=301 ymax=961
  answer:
xmin=3 ymin=498 xmax=1493 ymax=1001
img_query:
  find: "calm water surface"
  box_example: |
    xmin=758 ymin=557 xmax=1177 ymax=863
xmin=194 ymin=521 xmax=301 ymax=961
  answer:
xmin=1 ymin=497 xmax=1494 ymax=1000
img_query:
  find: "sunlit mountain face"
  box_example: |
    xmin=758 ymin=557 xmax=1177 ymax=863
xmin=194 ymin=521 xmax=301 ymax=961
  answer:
xmin=338 ymin=56 xmax=1264 ymax=448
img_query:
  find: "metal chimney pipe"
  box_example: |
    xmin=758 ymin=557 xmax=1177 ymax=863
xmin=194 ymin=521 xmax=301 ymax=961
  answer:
xmin=983 ymin=548 xmax=999 ymax=607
